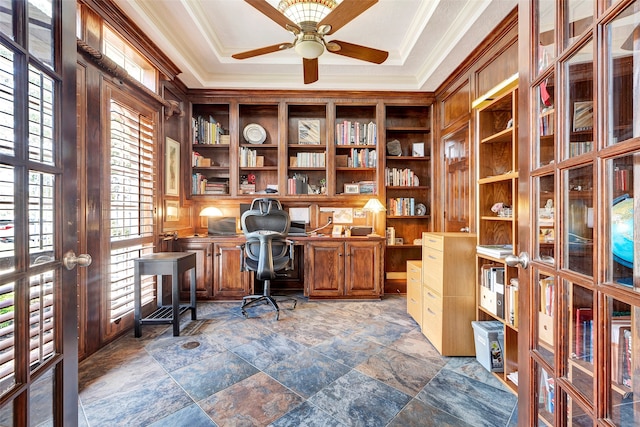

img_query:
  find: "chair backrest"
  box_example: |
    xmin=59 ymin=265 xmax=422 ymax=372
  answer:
xmin=240 ymin=198 xmax=292 ymax=280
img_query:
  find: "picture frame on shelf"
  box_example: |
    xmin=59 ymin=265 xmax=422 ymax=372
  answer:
xmin=412 ymin=142 xmax=425 ymax=157
xmin=344 ymin=183 xmax=360 ymax=194
xmin=165 ymin=137 xmax=180 ymax=196
xmin=572 ymin=101 xmax=593 ymax=132
xmin=298 ymin=119 xmax=321 ymax=144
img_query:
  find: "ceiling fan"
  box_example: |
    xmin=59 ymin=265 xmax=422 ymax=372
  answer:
xmin=232 ymin=0 xmax=389 ymax=84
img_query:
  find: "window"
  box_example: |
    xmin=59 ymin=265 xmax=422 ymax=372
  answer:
xmin=108 ymin=99 xmax=155 ymax=325
xmin=103 ymin=25 xmax=157 ymax=92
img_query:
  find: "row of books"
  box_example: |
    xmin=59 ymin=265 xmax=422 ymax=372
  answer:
xmin=345 ymin=148 xmax=376 ymax=168
xmin=480 ymin=264 xmax=505 ymax=319
xmin=614 ymin=166 xmax=631 ymax=192
xmin=574 ymin=308 xmax=593 ymax=363
xmin=239 ymin=147 xmax=263 ymax=167
xmin=611 ymin=317 xmax=632 ymax=389
xmin=335 ymin=120 xmax=377 ymax=145
xmin=387 ymin=198 xmax=417 ymax=216
xmin=287 ymin=174 xmax=308 ymax=195
xmin=191 ymin=174 xmax=229 ymax=195
xmin=568 ymin=140 xmax=593 ymax=156
xmin=384 ymin=167 xmax=420 ymax=187
xmin=192 ymin=115 xmax=228 ymax=145
xmin=289 ymin=152 xmax=326 ymax=168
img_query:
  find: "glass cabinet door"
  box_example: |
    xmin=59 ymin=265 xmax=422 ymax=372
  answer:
xmin=605 ymin=1 xmax=639 ymax=146
xmin=564 ymin=165 xmax=593 ymax=276
xmin=535 ymin=174 xmax=555 ymax=263
xmin=565 ymin=283 xmax=594 ymax=404
xmin=535 ymin=75 xmax=555 ymax=167
xmin=564 ymin=41 xmax=594 ymax=159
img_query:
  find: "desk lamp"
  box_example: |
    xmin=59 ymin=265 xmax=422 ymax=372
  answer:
xmin=363 ymin=198 xmax=386 ymax=237
xmin=199 ymin=206 xmax=223 ymax=218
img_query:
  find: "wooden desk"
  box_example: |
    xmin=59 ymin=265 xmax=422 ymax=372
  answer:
xmin=176 ymin=235 xmax=385 ymax=300
xmin=134 ymin=252 xmax=197 ymax=337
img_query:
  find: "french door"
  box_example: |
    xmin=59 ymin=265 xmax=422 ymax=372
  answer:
xmin=519 ymin=0 xmax=640 ymax=425
xmin=0 ymin=1 xmax=78 ymax=425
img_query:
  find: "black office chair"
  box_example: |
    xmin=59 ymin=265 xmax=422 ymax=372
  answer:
xmin=239 ymin=198 xmax=297 ymax=320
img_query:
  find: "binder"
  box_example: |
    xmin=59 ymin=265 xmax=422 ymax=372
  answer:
xmin=493 ymin=267 xmax=505 ymax=319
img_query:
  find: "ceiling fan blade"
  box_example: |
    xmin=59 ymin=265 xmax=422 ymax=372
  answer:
xmin=245 ymin=0 xmax=299 ymax=32
xmin=318 ymin=0 xmax=378 ymax=35
xmin=303 ymin=58 xmax=319 ymax=84
xmin=327 ymin=40 xmax=388 ymax=64
xmin=232 ymin=43 xmax=291 ymax=60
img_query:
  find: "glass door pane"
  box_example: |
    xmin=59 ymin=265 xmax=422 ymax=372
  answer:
xmin=606 ymin=153 xmax=636 ymax=289
xmin=605 ymin=1 xmax=640 ymax=146
xmin=566 ymin=0 xmax=593 ymax=47
xmin=535 ymin=174 xmax=555 ymax=263
xmin=537 ymin=271 xmax=555 ymax=367
xmin=537 ymin=363 xmax=556 ymax=424
xmin=535 ymin=75 xmax=555 ymax=167
xmin=565 ymin=165 xmax=594 ymax=276
xmin=537 ymin=0 xmax=556 ymax=74
xmin=607 ymin=299 xmax=636 ymax=426
xmin=565 ymin=41 xmax=594 ymax=159
xmin=567 ymin=283 xmax=594 ymax=404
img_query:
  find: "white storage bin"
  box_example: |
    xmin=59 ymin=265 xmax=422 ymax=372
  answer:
xmin=471 ymin=320 xmax=504 ymax=372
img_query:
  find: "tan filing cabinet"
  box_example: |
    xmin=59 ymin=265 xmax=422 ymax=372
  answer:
xmin=421 ymin=232 xmax=476 ymax=356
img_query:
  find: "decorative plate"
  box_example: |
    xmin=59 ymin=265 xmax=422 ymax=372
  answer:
xmin=243 ymin=123 xmax=267 ymax=144
xmin=416 ymin=203 xmax=427 ymax=216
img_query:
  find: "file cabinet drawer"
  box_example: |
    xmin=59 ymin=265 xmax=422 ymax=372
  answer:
xmin=422 ymin=233 xmax=444 ymax=251
xmin=406 ymin=261 xmax=422 ymax=326
xmin=422 ymin=289 xmax=443 ymax=346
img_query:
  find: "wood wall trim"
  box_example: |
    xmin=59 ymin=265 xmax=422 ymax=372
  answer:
xmin=187 ymin=88 xmax=436 ymax=103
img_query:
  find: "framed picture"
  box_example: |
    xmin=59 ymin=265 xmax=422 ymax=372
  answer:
xmin=165 ymin=200 xmax=179 ymax=222
xmin=412 ymin=142 xmax=424 ymax=157
xmin=344 ymin=183 xmax=360 ymax=194
xmin=165 ymin=137 xmax=180 ymax=196
xmin=298 ymin=119 xmax=321 ymax=144
xmin=572 ymin=101 xmax=593 ymax=132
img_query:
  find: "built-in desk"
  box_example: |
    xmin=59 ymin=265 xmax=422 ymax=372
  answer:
xmin=176 ymin=235 xmax=385 ymax=300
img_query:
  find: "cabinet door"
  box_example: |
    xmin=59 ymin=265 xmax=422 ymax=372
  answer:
xmin=345 ymin=241 xmax=382 ymax=297
xmin=175 ymin=241 xmax=213 ymax=299
xmin=213 ymin=242 xmax=252 ymax=299
xmin=305 ymin=241 xmax=344 ymax=297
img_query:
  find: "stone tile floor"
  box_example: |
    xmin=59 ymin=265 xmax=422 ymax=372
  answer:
xmin=78 ymin=294 xmax=518 ymax=427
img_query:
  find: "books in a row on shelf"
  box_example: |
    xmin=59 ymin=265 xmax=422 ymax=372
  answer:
xmin=385 ymin=167 xmax=420 ymax=187
xmin=609 ymin=315 xmax=631 ymax=389
xmin=335 ymin=120 xmax=376 ymax=146
xmin=239 ymin=147 xmax=264 ymax=167
xmin=289 ymin=152 xmax=326 ymax=168
xmin=191 ymin=174 xmax=229 ymax=195
xmin=387 ymin=198 xmax=416 ymax=216
xmin=347 ymin=147 xmax=376 ymax=168
xmin=568 ymin=140 xmax=592 ymax=156
xmin=192 ymin=115 xmax=228 ymax=145
xmin=287 ymin=174 xmax=308 ymax=195
xmin=476 ymin=244 xmax=513 ymax=258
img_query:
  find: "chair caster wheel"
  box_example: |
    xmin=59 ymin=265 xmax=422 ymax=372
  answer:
xmin=242 ymin=310 xmax=249 ymax=318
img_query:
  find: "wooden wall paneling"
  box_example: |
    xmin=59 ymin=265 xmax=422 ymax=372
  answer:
xmin=475 ymin=41 xmax=519 ymax=97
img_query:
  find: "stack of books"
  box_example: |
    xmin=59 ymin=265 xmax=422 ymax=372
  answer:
xmin=476 ymin=244 xmax=513 ymax=259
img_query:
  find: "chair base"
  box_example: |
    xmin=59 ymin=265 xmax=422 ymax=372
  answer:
xmin=241 ymin=292 xmax=297 ymax=320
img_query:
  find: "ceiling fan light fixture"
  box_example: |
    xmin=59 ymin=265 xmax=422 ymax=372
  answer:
xmin=278 ymin=0 xmax=339 ymax=26
xmin=295 ymin=38 xmax=324 ymax=59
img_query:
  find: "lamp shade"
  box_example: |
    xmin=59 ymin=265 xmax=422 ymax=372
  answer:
xmin=278 ymin=0 xmax=338 ymax=25
xmin=199 ymin=206 xmax=223 ymax=217
xmin=363 ymin=198 xmax=385 ymax=213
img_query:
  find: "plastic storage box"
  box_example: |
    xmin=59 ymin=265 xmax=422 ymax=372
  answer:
xmin=471 ymin=320 xmax=504 ymax=372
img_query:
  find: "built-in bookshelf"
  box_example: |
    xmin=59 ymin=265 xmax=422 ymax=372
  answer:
xmin=383 ymin=104 xmax=431 ymax=293
xmin=474 ymin=79 xmax=519 ymax=393
xmin=191 ymin=104 xmax=231 ymax=195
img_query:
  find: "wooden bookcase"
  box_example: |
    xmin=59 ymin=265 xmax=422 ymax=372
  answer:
xmin=188 ymin=93 xmax=433 ymax=293
xmin=473 ymin=79 xmax=518 ymax=392
xmin=383 ymin=104 xmax=432 ymax=293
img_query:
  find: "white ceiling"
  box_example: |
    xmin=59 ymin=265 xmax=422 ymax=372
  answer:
xmin=111 ymin=0 xmax=518 ymax=92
